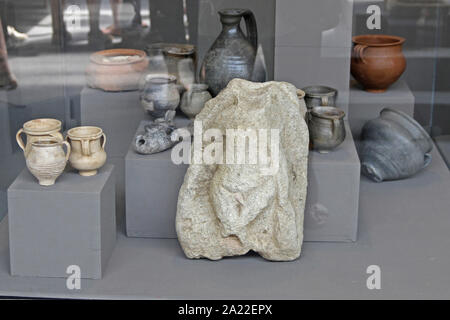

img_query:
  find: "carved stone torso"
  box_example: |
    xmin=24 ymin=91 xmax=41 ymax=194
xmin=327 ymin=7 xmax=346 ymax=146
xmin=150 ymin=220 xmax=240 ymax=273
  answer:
xmin=176 ymin=79 xmax=309 ymax=261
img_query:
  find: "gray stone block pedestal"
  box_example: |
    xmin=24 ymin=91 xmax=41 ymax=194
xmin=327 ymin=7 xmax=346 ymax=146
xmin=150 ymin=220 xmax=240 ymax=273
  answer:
xmin=80 ymin=87 xmax=148 ymax=221
xmin=8 ymin=165 xmax=116 ymax=279
xmin=126 ymin=148 xmax=188 ymax=238
xmin=349 ymin=79 xmax=415 ymax=139
xmin=0 ymin=153 xmax=25 ymax=222
xmin=125 ymin=121 xmax=360 ymax=242
xmin=274 ymin=0 xmax=354 ymax=114
xmin=305 ymin=122 xmax=360 ymax=242
xmin=125 ymin=118 xmax=190 ymax=238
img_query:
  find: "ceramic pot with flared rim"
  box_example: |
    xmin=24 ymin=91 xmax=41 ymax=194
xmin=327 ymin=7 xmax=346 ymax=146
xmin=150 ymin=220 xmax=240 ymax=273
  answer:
xmin=145 ymin=43 xmax=197 ymax=92
xmin=308 ymin=106 xmax=346 ymax=153
xmin=86 ymin=48 xmax=149 ymax=92
xmin=360 ymin=108 xmax=433 ymax=182
xmin=26 ymin=138 xmax=71 ymax=186
xmin=139 ymin=74 xmax=181 ymax=119
xmin=180 ymin=83 xmax=212 ymax=118
xmin=162 ymin=44 xmax=197 ymax=91
xmin=16 ymin=118 xmax=63 ymax=156
xmin=67 ymin=126 xmax=107 ymax=177
xmin=351 ymin=35 xmax=406 ymax=93
xmin=302 ymin=86 xmax=337 ymax=109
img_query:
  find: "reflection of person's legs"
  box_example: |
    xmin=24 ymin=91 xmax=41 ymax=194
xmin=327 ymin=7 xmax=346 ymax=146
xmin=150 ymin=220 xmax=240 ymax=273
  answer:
xmin=0 ymin=18 xmax=17 ymax=90
xmin=86 ymin=0 xmax=111 ymax=45
xmin=87 ymin=0 xmax=101 ymax=37
xmin=0 ymin=1 xmax=9 ymax=43
xmin=103 ymin=0 xmax=146 ymax=35
xmin=148 ymin=0 xmax=185 ymax=43
xmin=87 ymin=0 xmax=112 ymax=45
xmin=50 ymin=0 xmax=70 ymax=45
xmin=129 ymin=0 xmax=144 ymax=27
xmin=2 ymin=0 xmax=27 ymax=45
xmin=103 ymin=0 xmax=123 ymax=36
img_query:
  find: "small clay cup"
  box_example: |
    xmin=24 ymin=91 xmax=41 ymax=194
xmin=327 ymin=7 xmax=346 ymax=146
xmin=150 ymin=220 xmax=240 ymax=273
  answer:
xmin=309 ymin=107 xmax=346 ymax=153
xmin=67 ymin=126 xmax=107 ymax=176
xmin=16 ymin=118 xmax=63 ymax=156
xmin=302 ymin=86 xmax=337 ymax=109
xmin=26 ymin=138 xmax=71 ymax=186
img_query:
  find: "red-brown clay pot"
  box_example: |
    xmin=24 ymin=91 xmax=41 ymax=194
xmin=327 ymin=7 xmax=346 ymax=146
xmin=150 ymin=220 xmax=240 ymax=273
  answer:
xmin=86 ymin=48 xmax=149 ymax=92
xmin=351 ymin=35 xmax=406 ymax=93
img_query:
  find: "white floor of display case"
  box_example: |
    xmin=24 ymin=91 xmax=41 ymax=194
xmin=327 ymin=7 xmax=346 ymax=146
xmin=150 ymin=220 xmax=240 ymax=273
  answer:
xmin=0 ymin=146 xmax=449 ymax=299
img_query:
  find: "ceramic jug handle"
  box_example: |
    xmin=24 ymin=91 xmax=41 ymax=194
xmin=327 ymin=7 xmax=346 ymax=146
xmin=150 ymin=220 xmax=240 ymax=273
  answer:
xmin=321 ymin=96 xmax=329 ymax=106
xmin=101 ymin=133 xmax=107 ymax=149
xmin=62 ymin=141 xmax=71 ymax=162
xmin=243 ymin=10 xmax=258 ymax=51
xmin=16 ymin=128 xmax=26 ymax=151
xmin=332 ymin=119 xmax=341 ymax=135
xmin=81 ymin=139 xmax=91 ymax=156
xmin=354 ymin=44 xmax=368 ymax=64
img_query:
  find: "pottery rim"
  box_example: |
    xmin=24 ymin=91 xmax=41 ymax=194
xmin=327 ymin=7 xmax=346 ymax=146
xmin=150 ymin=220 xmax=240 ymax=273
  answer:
xmin=187 ymin=83 xmax=209 ymax=91
xmin=90 ymin=48 xmax=147 ymax=65
xmin=311 ymin=106 xmax=345 ymax=120
xmin=219 ymin=8 xmax=249 ymax=16
xmin=30 ymin=138 xmax=63 ymax=147
xmin=146 ymin=43 xmax=196 ymax=56
xmin=142 ymin=73 xmax=178 ymax=85
xmin=67 ymin=126 xmax=103 ymax=140
xmin=380 ymin=108 xmax=433 ymax=152
xmin=22 ymin=118 xmax=62 ymax=135
xmin=352 ymin=34 xmax=406 ymax=47
xmin=164 ymin=44 xmax=195 ymax=57
xmin=303 ymin=86 xmax=337 ymax=98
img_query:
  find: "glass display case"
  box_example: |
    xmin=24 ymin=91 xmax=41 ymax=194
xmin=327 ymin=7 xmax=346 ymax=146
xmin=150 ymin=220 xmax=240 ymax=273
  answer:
xmin=0 ymin=0 xmax=449 ymax=299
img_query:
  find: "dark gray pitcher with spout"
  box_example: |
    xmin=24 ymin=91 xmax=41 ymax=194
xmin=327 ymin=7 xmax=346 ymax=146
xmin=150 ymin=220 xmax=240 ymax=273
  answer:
xmin=200 ymin=8 xmax=262 ymax=96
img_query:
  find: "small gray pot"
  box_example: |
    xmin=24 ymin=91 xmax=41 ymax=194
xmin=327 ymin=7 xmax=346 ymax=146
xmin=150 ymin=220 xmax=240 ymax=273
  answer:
xmin=302 ymin=85 xmax=337 ymax=109
xmin=309 ymin=106 xmax=346 ymax=153
xmin=360 ymin=108 xmax=433 ymax=182
xmin=139 ymin=74 xmax=180 ymax=120
xmin=180 ymin=83 xmax=212 ymax=118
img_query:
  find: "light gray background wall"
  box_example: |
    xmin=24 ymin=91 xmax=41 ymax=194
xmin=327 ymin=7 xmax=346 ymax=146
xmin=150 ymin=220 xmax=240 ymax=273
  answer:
xmin=274 ymin=0 xmax=354 ymax=114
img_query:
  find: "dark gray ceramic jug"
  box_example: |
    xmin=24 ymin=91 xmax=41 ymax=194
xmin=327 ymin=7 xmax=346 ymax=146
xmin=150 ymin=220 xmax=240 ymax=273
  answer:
xmin=200 ymin=8 xmax=263 ymax=96
xmin=359 ymin=108 xmax=433 ymax=182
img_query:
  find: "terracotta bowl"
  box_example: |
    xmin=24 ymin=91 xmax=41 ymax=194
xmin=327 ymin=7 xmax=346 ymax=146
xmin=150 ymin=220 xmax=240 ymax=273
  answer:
xmin=351 ymin=35 xmax=406 ymax=93
xmin=86 ymin=48 xmax=149 ymax=92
